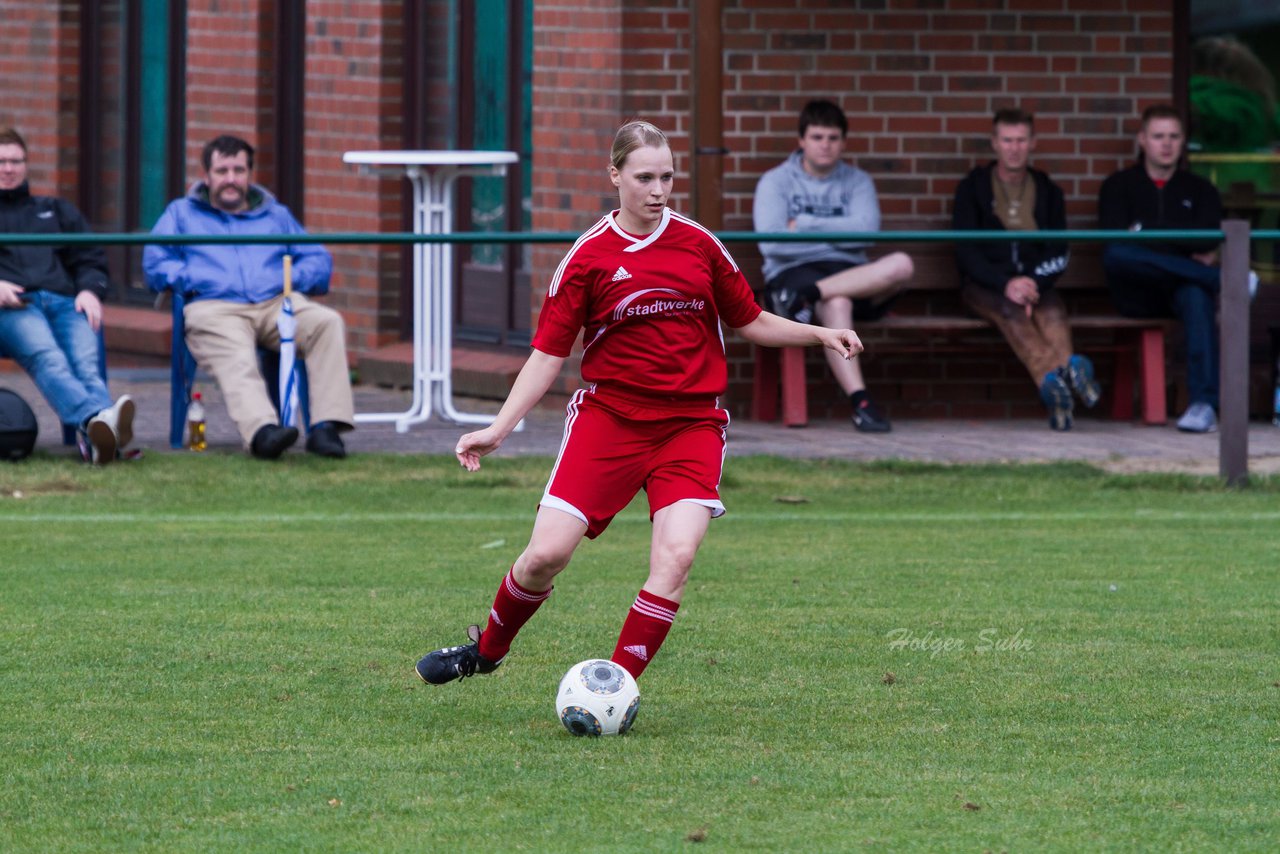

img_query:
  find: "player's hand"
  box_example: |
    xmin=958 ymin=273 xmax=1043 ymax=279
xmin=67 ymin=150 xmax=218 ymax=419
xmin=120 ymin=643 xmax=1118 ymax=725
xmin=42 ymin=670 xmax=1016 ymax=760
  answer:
xmin=821 ymin=327 xmax=864 ymax=360
xmin=455 ymin=427 xmax=503 ymax=472
xmin=75 ymin=290 xmax=103 ymax=332
xmin=0 ymin=280 xmax=25 ymax=308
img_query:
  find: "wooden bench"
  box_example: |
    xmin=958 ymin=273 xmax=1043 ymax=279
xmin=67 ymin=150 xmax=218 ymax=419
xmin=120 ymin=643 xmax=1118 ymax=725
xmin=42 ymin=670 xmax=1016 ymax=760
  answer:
xmin=749 ymin=245 xmax=1172 ymax=427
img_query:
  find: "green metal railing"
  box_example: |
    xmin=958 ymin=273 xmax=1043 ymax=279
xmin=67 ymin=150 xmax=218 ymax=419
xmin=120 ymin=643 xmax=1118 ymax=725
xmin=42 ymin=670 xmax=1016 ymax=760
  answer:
xmin=1 ymin=225 xmax=1272 ymax=484
xmin=2 ymin=229 xmax=1279 ymax=245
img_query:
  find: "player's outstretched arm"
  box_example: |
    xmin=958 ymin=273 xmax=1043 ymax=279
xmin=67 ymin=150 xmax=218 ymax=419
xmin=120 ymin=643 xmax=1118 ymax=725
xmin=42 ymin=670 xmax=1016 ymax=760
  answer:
xmin=736 ymin=311 xmax=864 ymax=360
xmin=455 ymin=348 xmax=566 ymax=471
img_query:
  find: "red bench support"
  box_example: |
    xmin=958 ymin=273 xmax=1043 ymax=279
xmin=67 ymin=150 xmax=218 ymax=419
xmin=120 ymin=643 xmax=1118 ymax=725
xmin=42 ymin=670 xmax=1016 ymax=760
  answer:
xmin=1109 ymin=326 xmax=1167 ymax=425
xmin=752 ymin=322 xmax=1168 ymax=427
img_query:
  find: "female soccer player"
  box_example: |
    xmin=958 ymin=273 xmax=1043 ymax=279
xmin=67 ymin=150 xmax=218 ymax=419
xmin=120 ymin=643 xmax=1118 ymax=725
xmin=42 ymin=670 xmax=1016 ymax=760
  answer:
xmin=416 ymin=120 xmax=863 ymax=685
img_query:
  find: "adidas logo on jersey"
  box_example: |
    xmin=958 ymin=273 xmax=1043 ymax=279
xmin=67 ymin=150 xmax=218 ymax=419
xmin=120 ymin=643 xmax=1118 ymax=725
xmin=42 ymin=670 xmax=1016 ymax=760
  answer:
xmin=611 ymin=266 xmax=633 ymax=282
xmin=622 ymin=644 xmax=649 ymax=661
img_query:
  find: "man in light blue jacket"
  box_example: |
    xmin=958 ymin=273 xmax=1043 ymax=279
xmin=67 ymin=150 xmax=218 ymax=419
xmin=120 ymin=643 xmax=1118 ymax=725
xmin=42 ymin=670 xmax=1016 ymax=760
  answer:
xmin=144 ymin=135 xmax=354 ymax=459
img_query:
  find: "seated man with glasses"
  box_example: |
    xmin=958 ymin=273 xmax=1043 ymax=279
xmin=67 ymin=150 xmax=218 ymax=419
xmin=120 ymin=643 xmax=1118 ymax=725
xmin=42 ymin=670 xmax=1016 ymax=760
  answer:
xmin=0 ymin=127 xmax=135 ymax=464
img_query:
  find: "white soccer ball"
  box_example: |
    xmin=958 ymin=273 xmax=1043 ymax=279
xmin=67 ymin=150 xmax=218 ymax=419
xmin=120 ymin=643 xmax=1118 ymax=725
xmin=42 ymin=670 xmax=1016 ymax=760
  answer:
xmin=555 ymin=659 xmax=640 ymax=737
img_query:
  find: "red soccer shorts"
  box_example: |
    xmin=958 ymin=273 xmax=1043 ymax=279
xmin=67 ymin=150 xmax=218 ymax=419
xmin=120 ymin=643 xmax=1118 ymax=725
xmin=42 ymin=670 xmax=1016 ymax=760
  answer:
xmin=540 ymin=387 xmax=730 ymax=538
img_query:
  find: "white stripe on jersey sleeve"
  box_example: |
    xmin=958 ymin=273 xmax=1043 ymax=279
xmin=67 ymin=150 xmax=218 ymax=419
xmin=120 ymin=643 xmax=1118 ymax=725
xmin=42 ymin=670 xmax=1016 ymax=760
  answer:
xmin=668 ymin=209 xmax=740 ymax=273
xmin=547 ymin=216 xmax=613 ymax=297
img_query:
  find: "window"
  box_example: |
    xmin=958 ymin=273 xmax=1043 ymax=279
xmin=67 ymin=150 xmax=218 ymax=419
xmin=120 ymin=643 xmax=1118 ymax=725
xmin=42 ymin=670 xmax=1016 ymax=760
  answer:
xmin=79 ymin=0 xmax=186 ymax=305
xmin=1187 ymin=1 xmax=1280 ymax=275
xmin=404 ymin=0 xmax=533 ymax=347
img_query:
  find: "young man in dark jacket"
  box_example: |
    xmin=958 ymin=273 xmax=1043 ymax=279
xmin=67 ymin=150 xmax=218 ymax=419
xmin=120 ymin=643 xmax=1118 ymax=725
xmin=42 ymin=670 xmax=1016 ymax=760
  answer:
xmin=953 ymin=109 xmax=1099 ymax=431
xmin=1098 ymin=104 xmax=1232 ymax=433
xmin=0 ymin=127 xmax=134 ymax=463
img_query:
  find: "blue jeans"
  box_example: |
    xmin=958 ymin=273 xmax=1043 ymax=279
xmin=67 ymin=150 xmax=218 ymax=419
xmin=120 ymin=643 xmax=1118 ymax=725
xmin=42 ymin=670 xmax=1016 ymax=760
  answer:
xmin=0 ymin=290 xmax=111 ymax=426
xmin=1103 ymin=244 xmax=1219 ymax=408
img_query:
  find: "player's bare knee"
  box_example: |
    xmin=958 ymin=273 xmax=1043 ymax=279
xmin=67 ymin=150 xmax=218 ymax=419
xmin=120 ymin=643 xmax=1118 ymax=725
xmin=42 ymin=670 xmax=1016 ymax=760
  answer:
xmin=653 ymin=540 xmax=699 ymax=577
xmin=514 ymin=546 xmax=571 ymax=584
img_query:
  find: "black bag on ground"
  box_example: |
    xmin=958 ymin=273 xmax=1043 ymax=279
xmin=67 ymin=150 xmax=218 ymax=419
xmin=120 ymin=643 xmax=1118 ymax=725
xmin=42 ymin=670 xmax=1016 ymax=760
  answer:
xmin=0 ymin=387 xmax=39 ymax=461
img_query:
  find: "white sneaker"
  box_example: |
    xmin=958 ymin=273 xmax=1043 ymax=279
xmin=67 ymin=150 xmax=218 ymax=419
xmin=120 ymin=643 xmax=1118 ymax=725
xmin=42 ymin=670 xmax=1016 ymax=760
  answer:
xmin=1175 ymin=402 xmax=1218 ymax=434
xmin=85 ymin=416 xmax=117 ymax=465
xmin=107 ymin=395 xmax=135 ymax=449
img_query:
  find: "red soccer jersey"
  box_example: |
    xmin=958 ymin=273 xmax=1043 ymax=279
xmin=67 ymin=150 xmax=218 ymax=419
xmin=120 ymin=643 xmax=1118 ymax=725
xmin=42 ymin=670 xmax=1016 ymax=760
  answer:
xmin=532 ymin=208 xmax=762 ymax=401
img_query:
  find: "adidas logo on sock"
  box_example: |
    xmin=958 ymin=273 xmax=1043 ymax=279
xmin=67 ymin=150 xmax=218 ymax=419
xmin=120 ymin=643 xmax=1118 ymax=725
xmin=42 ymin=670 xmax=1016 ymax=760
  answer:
xmin=611 ymin=266 xmax=632 ymax=282
xmin=489 ymin=608 xmax=504 ymax=626
xmin=622 ymin=644 xmax=649 ymax=661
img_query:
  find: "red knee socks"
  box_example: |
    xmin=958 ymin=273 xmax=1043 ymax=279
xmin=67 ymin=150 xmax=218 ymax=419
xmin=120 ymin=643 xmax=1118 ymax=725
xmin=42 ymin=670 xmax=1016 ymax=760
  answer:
xmin=476 ymin=569 xmax=551 ymax=663
xmin=610 ymin=589 xmax=680 ymax=679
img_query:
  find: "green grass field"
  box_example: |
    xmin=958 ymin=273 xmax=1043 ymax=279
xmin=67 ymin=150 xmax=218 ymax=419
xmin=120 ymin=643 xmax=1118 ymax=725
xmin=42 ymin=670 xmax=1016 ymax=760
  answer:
xmin=2 ymin=453 xmax=1277 ymax=852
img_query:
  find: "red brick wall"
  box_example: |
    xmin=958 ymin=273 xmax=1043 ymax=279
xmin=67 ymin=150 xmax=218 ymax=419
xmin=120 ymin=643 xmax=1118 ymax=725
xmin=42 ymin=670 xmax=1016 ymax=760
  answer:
xmin=0 ymin=1 xmax=79 ymax=196
xmin=302 ymin=0 xmax=406 ymax=353
xmin=711 ymin=0 xmax=1177 ymax=419
xmin=718 ymin=0 xmax=1174 ymax=233
xmin=184 ymin=1 xmax=273 ymax=184
xmin=529 ymin=0 xmax=626 ymax=328
xmin=528 ymin=0 xmax=1178 ymax=419
xmin=1 ymin=0 xmax=1193 ymax=417
xmin=182 ymin=0 xmax=405 ymax=354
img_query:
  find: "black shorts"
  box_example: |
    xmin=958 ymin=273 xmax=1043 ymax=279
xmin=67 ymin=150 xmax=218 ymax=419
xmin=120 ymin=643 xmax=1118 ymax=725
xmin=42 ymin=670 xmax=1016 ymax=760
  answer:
xmin=766 ymin=260 xmax=897 ymax=322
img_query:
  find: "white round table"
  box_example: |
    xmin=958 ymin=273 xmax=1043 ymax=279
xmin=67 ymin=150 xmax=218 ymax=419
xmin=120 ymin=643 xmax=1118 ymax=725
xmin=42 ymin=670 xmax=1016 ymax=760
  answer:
xmin=343 ymin=150 xmax=520 ymax=432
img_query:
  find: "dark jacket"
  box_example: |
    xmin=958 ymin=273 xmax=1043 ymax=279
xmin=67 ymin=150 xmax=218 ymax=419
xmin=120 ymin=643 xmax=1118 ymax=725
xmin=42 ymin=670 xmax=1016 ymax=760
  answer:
xmin=0 ymin=182 xmax=110 ymax=299
xmin=1096 ymin=163 xmax=1222 ymax=257
xmin=952 ymin=163 xmax=1068 ymax=294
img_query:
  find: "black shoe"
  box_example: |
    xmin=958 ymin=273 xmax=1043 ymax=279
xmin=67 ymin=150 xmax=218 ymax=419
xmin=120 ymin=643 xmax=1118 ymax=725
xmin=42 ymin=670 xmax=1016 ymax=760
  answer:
xmin=250 ymin=424 xmax=299 ymax=459
xmin=852 ymin=397 xmax=892 ymax=433
xmin=768 ymin=285 xmax=815 ymax=325
xmin=305 ymin=422 xmax=347 ymax=458
xmin=415 ymin=624 xmax=502 ymax=685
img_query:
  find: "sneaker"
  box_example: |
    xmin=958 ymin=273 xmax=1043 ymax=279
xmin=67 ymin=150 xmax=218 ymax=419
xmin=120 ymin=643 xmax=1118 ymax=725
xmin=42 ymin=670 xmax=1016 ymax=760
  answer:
xmin=1066 ymin=355 xmax=1101 ymax=409
xmin=768 ymin=285 xmax=815 ymax=325
xmin=305 ymin=422 xmax=347 ymax=458
xmin=415 ymin=624 xmax=503 ymax=685
xmin=1175 ymin=401 xmax=1218 ymax=433
xmin=104 ymin=395 xmax=135 ymax=450
xmin=250 ymin=424 xmax=299 ymax=459
xmin=852 ymin=397 xmax=892 ymax=433
xmin=1039 ymin=369 xmax=1074 ymax=431
xmin=84 ymin=416 xmax=117 ymax=465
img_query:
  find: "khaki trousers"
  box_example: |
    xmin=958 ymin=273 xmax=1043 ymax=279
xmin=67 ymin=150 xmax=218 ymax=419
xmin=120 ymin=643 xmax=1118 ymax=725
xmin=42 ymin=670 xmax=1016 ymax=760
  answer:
xmin=184 ymin=293 xmax=356 ymax=448
xmin=961 ymin=283 xmax=1073 ymax=384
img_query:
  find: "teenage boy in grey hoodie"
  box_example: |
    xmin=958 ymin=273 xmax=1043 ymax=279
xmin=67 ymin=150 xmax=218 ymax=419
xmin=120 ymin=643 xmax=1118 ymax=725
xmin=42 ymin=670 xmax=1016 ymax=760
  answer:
xmin=753 ymin=100 xmax=913 ymax=433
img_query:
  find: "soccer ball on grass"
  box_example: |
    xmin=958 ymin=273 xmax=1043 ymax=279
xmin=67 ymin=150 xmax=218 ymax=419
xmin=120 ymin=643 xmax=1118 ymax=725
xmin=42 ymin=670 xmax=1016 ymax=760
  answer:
xmin=555 ymin=659 xmax=640 ymax=736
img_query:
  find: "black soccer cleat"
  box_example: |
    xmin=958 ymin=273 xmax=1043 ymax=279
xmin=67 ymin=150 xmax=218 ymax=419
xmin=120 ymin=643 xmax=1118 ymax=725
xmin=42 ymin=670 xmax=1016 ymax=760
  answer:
xmin=852 ymin=397 xmax=892 ymax=433
xmin=415 ymin=624 xmax=502 ymax=685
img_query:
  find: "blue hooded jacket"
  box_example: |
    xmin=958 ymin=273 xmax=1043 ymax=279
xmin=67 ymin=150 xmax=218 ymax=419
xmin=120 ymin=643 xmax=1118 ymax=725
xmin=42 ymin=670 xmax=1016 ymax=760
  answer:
xmin=143 ymin=183 xmax=332 ymax=304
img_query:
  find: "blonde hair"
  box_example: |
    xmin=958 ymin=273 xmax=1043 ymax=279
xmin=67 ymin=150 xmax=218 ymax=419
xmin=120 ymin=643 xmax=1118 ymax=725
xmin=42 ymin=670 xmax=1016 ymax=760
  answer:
xmin=610 ymin=120 xmax=669 ymax=170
